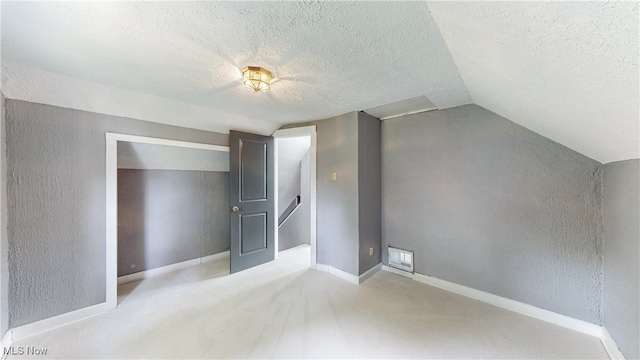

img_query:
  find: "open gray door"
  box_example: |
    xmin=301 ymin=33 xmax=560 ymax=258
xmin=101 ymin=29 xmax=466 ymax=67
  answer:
xmin=229 ymin=130 xmax=274 ymax=273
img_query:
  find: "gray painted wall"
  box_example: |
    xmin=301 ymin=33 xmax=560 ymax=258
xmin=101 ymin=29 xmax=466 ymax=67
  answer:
xmin=314 ymin=113 xmax=360 ymax=275
xmin=1 ymin=93 xmax=8 ymax=338
xmin=278 ymin=150 xmax=311 ymax=251
xmin=358 ymin=112 xmax=381 ymax=275
xmin=5 ymin=99 xmax=227 ymax=328
xmin=382 ymin=104 xmax=603 ymax=324
xmin=118 ymin=169 xmax=229 ymax=277
xmin=603 ymin=159 xmax=640 ymax=359
xmin=283 ymin=112 xmax=382 ymax=276
xmin=283 ymin=113 xmax=361 ymax=275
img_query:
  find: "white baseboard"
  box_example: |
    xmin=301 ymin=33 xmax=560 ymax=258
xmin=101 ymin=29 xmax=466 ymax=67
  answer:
xmin=10 ymin=302 xmax=107 ymax=341
xmin=200 ymin=251 xmax=230 ymax=264
xmin=316 ymin=263 xmax=382 ymax=285
xmin=1 ymin=330 xmax=12 ymax=359
xmin=316 ymin=264 xmax=359 ymax=284
xmin=7 ymin=251 xmax=230 ymax=346
xmin=118 ymin=251 xmax=229 ymax=285
xmin=315 ymin=264 xmax=329 ymax=272
xmin=381 ymin=265 xmax=602 ymax=337
xmin=359 ymin=263 xmax=382 ymax=284
xmin=2 ymin=257 xmax=626 ymax=360
xmin=600 ymin=327 xmax=626 ymax=359
xmin=382 ymin=264 xmax=413 ymax=279
xmin=383 ymin=265 xmax=630 ymax=359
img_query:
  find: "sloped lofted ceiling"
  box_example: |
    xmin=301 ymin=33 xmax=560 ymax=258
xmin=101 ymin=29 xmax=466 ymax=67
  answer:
xmin=428 ymin=1 xmax=639 ymax=163
xmin=1 ymin=1 xmax=637 ymax=163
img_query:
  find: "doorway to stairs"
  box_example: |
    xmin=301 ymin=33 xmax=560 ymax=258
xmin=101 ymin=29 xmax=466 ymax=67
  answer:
xmin=273 ymin=126 xmax=317 ymax=268
xmin=106 ymin=128 xmax=317 ymax=310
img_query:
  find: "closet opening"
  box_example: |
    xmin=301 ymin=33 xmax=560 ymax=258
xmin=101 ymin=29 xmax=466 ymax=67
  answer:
xmin=105 ymin=134 xmax=229 ymax=308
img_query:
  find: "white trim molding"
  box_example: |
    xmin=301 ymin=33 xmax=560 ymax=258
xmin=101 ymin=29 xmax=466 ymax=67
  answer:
xmin=381 ymin=266 xmax=602 ymax=337
xmin=105 ymin=132 xmax=230 ymax=310
xmin=316 ymin=263 xmax=381 ymax=285
xmin=272 ymin=137 xmax=279 ymax=260
xmin=201 ymin=251 xmax=230 ymax=264
xmin=118 ymin=252 xmax=229 ymax=285
xmin=10 ymin=303 xmax=107 ymax=341
xmin=105 ymin=136 xmax=118 ymax=309
xmin=271 ymin=126 xmax=316 ymax=138
xmin=316 ymin=264 xmax=359 ymax=285
xmin=359 ymin=263 xmax=382 ymax=284
xmin=272 ymin=126 xmax=318 ymax=270
xmin=600 ymin=327 xmax=626 ymax=359
xmin=1 ymin=330 xmax=12 ymax=359
xmin=105 ymin=133 xmax=229 ymax=153
xmin=381 ymin=265 xmax=630 ymax=360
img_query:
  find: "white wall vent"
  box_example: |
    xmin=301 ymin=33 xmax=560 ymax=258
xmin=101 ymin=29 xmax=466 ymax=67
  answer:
xmin=388 ymin=246 xmax=414 ymax=273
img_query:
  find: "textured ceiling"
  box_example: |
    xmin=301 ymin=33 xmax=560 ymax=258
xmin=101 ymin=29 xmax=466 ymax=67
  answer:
xmin=1 ymin=1 xmax=638 ymax=163
xmin=428 ymin=1 xmax=639 ymax=163
xmin=1 ymin=1 xmax=469 ymax=134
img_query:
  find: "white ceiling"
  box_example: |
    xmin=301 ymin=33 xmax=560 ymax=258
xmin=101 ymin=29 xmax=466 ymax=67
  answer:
xmin=364 ymin=96 xmax=437 ymax=120
xmin=0 ymin=1 xmax=468 ymax=134
xmin=428 ymin=1 xmax=639 ymax=163
xmin=1 ymin=1 xmax=637 ymax=163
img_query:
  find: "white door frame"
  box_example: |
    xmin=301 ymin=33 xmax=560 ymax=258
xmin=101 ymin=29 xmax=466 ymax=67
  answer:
xmin=105 ymin=133 xmax=229 ymax=309
xmin=272 ymin=126 xmax=317 ymax=269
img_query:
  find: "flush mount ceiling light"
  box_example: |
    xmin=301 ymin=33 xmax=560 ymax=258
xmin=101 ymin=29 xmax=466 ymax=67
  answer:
xmin=241 ymin=66 xmax=272 ymax=92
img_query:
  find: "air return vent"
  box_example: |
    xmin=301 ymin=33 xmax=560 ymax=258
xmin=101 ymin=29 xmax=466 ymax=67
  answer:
xmin=388 ymin=246 xmax=414 ymax=273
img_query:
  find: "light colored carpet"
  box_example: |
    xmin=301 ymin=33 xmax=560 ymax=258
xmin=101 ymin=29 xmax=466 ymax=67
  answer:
xmin=8 ymin=245 xmax=608 ymax=359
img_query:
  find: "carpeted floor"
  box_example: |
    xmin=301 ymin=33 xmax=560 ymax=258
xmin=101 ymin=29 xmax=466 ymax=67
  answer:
xmin=7 ymin=245 xmax=609 ymax=359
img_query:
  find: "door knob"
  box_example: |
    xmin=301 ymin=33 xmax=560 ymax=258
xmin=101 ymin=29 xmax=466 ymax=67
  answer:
xmin=231 ymin=206 xmax=240 ymax=212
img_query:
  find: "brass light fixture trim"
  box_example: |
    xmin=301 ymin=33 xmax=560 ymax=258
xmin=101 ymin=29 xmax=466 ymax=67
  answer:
xmin=241 ymin=66 xmax=272 ymax=92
